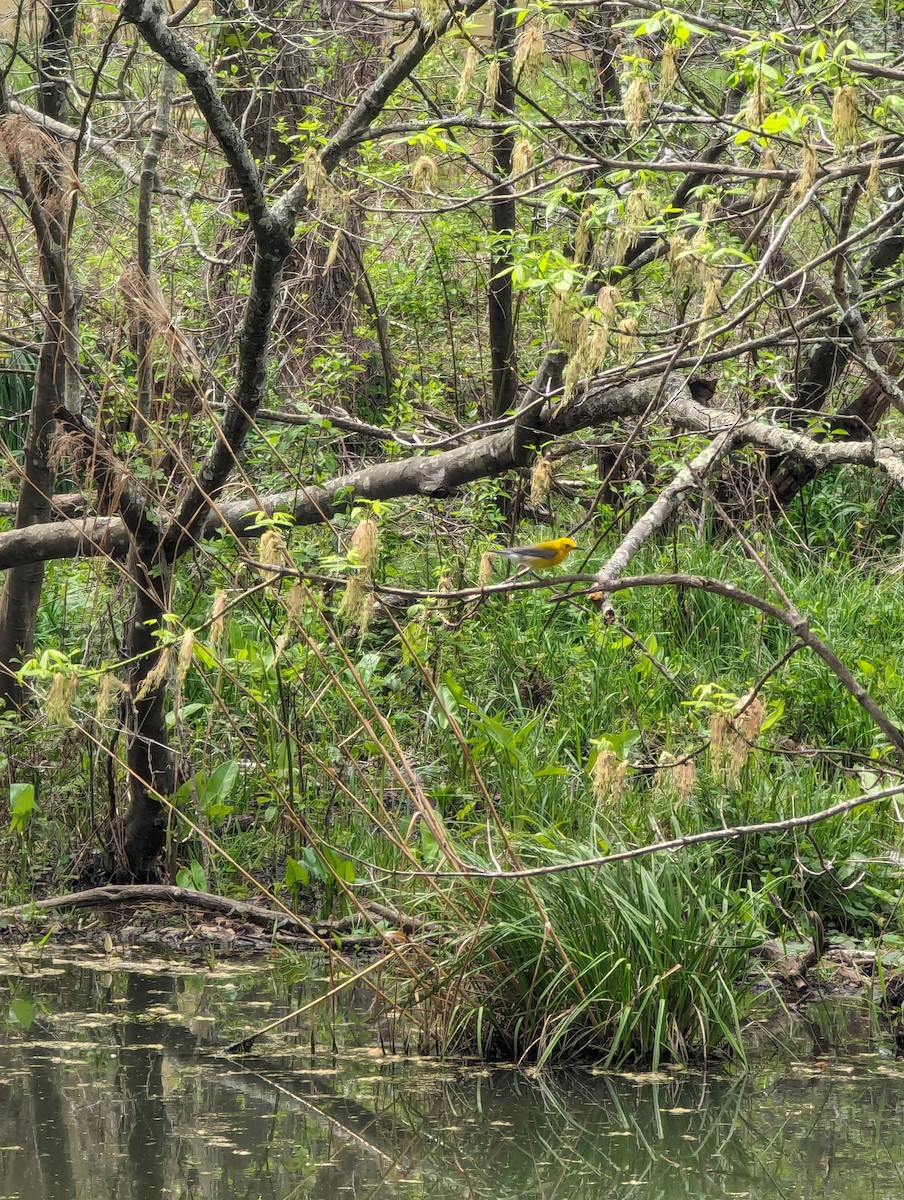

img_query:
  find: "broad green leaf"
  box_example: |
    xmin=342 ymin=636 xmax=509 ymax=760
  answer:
xmin=285 ymin=856 xmax=310 ymax=888
xmin=8 ymin=997 xmax=34 ymax=1030
xmin=10 ymin=782 xmax=35 ymax=834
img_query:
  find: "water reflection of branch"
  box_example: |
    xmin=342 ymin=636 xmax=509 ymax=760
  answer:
xmin=214 ymin=1056 xmax=488 ymax=1198
xmin=215 ymin=1059 xmax=395 ymax=1164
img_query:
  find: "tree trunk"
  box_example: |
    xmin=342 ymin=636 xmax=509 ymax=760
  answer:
xmin=487 ymin=0 xmax=518 ymax=417
xmin=116 ymin=544 xmax=174 ymax=880
xmin=0 ymin=0 xmax=82 ymax=708
xmin=116 ymin=70 xmax=176 ymax=881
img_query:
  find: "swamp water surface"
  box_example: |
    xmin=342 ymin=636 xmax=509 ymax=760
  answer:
xmin=1 ymin=949 xmax=903 ymax=1199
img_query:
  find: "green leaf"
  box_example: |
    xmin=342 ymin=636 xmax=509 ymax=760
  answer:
xmin=192 ymin=642 xmax=218 ymax=669
xmin=205 ymin=802 xmax=234 ymax=820
xmin=165 ymin=703 xmax=207 ymax=730
xmin=9 ymin=782 xmax=35 ymax=834
xmin=285 ymin=856 xmax=310 ymax=888
xmin=419 ymin=827 xmax=440 ymax=865
xmin=760 ymin=699 xmax=785 ymax=733
xmin=321 ymin=847 xmax=356 ymax=883
xmin=206 ymin=760 xmax=239 ymax=804
xmin=8 ymin=997 xmax=34 ymax=1030
xmin=177 ymin=861 xmax=207 ymax=892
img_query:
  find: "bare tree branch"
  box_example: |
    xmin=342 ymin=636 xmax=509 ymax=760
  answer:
xmin=590 ymin=571 xmax=904 ymax=754
xmin=5 ymin=98 xmax=142 ymax=183
xmin=425 ymin=781 xmax=904 ymax=881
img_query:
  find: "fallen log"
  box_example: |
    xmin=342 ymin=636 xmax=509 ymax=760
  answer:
xmin=0 ymin=883 xmax=405 ymax=941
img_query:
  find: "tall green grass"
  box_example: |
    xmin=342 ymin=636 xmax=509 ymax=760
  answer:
xmin=410 ymin=843 xmax=760 ymax=1068
xmin=0 ymin=353 xmax=35 ymax=485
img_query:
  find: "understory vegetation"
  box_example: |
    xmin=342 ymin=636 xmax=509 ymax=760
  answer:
xmin=2 ymin=0 xmax=904 ymax=1066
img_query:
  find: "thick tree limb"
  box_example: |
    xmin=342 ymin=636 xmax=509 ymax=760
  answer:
xmin=121 ymin=0 xmax=270 ymax=231
xmin=4 ymin=377 xmax=904 ymax=570
xmin=0 ymin=494 xmax=88 ymax=519
xmin=0 ymin=515 xmax=120 ymax=570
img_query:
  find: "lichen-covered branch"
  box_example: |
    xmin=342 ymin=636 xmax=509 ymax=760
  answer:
xmin=593 ymin=422 xmax=740 ymax=586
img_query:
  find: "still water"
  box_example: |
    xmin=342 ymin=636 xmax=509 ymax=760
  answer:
xmin=1 ymin=946 xmax=904 ymax=1199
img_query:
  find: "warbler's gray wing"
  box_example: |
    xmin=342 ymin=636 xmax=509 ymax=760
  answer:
xmin=495 ymin=544 xmax=558 ymax=561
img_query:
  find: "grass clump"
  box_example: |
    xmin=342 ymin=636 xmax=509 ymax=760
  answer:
xmin=415 ymin=843 xmax=760 ymax=1069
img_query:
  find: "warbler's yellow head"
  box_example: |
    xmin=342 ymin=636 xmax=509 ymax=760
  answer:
xmin=556 ymin=537 xmax=577 ymax=553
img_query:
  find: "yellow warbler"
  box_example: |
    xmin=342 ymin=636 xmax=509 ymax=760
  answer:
xmin=490 ymin=536 xmax=577 ymax=571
